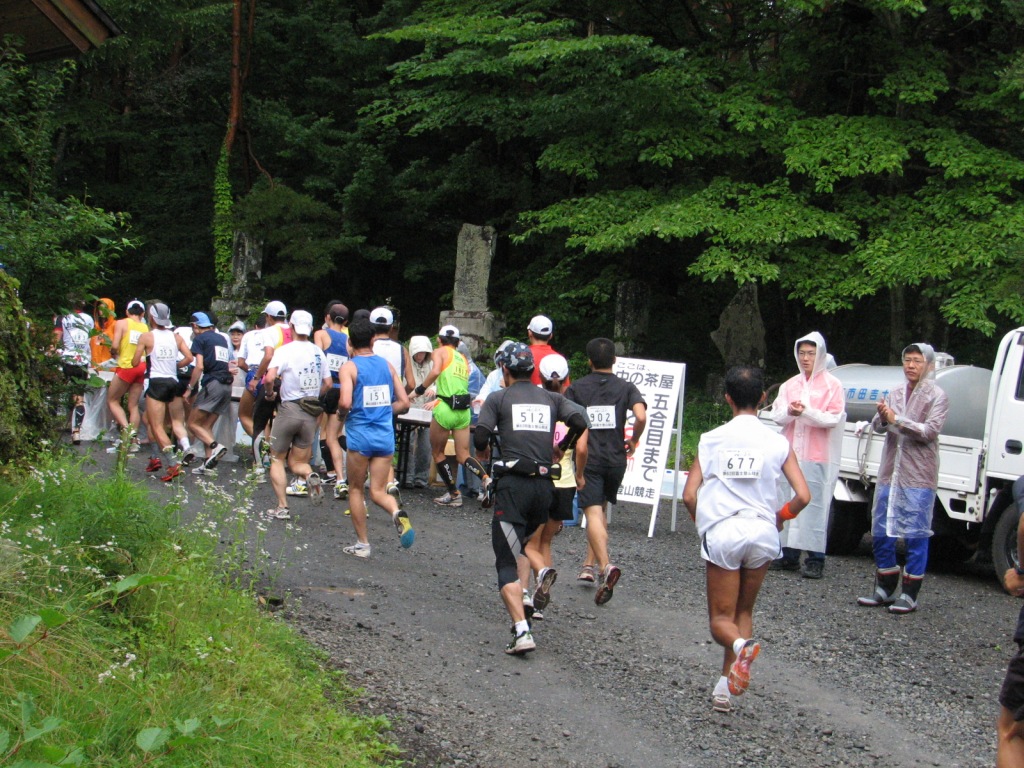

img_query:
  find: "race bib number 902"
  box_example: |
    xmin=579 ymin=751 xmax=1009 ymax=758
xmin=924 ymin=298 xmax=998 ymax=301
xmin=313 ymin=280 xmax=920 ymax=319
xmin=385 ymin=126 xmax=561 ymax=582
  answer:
xmin=512 ymin=404 xmax=550 ymax=432
xmin=587 ymin=405 xmax=617 ymax=430
xmin=718 ymin=449 xmax=764 ymax=479
xmin=363 ymin=384 xmax=389 ymax=408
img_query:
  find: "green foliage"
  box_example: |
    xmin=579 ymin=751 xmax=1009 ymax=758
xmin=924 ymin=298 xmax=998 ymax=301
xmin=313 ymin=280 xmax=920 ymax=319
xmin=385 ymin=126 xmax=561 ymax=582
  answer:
xmin=213 ymin=143 xmax=234 ymax=289
xmin=0 ymin=273 xmax=61 ymax=471
xmin=0 ymin=457 xmax=399 ymax=767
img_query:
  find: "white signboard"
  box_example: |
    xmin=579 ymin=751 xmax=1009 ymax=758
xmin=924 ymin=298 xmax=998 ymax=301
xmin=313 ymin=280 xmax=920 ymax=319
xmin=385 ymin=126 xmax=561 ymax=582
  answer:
xmin=612 ymin=357 xmax=686 ymax=536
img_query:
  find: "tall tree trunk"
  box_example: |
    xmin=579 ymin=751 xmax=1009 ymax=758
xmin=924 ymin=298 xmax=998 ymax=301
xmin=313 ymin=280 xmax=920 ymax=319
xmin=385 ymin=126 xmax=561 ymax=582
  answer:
xmin=225 ymin=0 xmax=243 ymax=155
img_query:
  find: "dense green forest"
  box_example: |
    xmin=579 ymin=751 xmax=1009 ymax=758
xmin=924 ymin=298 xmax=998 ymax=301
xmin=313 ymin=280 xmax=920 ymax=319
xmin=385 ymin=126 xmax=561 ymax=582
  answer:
xmin=4 ymin=0 xmax=1024 ymax=383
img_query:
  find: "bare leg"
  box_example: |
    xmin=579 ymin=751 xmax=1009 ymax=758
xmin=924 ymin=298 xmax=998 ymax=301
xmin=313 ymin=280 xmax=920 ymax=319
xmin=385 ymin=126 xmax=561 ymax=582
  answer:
xmin=106 ymin=376 xmax=130 ymax=430
xmin=706 ymin=562 xmax=769 ymax=675
xmin=583 ymin=503 xmax=610 ymax=570
xmin=346 ymin=451 xmax=370 ymax=543
xmin=997 ymin=706 xmax=1024 ymax=768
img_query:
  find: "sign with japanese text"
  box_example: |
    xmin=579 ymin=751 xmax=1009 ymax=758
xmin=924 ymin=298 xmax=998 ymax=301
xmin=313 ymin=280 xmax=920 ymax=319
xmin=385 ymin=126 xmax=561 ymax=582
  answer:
xmin=613 ymin=357 xmax=686 ymax=534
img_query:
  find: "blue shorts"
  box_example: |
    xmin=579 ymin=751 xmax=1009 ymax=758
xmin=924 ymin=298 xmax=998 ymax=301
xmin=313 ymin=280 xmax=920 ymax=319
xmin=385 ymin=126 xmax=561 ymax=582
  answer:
xmin=351 ymin=448 xmax=393 ymax=459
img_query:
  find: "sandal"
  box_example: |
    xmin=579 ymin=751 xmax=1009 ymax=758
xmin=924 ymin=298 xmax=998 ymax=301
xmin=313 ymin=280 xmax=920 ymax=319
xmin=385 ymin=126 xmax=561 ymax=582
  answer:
xmin=266 ymin=507 xmax=291 ymax=520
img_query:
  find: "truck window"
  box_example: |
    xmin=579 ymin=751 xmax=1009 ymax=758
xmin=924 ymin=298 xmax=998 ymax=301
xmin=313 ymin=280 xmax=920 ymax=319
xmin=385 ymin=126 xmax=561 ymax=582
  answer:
xmin=1017 ymin=352 xmax=1024 ymax=400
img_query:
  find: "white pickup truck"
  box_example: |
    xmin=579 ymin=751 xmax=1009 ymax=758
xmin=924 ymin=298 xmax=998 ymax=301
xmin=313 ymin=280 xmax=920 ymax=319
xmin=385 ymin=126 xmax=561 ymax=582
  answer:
xmin=762 ymin=326 xmax=1024 ymax=580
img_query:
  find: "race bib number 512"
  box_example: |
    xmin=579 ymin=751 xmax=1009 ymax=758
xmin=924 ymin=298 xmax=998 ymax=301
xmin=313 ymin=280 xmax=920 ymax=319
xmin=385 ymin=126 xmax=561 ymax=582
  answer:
xmin=718 ymin=450 xmax=764 ymax=479
xmin=512 ymin=404 xmax=550 ymax=432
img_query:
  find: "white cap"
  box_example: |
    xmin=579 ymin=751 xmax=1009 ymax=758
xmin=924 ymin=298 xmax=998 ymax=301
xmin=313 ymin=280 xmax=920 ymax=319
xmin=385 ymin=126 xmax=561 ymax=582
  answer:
xmin=439 ymin=324 xmax=460 ymax=340
xmin=263 ymin=300 xmax=287 ymax=319
xmin=370 ymin=306 xmax=394 ymax=326
xmin=539 ymin=353 xmax=569 ymax=381
xmin=290 ymin=310 xmax=314 ymax=336
xmin=528 ymin=315 xmax=553 ymax=335
xmin=228 ymin=320 xmax=246 ymax=332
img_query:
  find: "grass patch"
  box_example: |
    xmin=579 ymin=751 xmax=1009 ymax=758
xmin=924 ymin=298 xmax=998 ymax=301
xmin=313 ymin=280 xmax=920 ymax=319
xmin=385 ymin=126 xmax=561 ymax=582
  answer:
xmin=676 ymin=391 xmax=731 ymax=470
xmin=0 ymin=456 xmax=399 ymax=767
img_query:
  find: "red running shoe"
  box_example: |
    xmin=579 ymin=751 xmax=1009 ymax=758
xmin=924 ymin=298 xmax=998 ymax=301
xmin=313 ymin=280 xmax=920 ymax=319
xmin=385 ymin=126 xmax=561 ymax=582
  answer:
xmin=727 ymin=639 xmax=761 ymax=696
xmin=145 ymin=457 xmax=163 ymax=473
xmin=160 ymin=464 xmax=181 ymax=482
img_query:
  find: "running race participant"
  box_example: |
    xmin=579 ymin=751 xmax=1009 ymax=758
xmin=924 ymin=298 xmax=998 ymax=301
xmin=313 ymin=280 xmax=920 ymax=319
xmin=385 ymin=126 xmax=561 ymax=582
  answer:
xmin=565 ymin=337 xmax=646 ymax=605
xmin=54 ymin=298 xmax=94 ymax=444
xmin=337 ymin=316 xmax=414 ymax=557
xmin=682 ymin=365 xmax=810 ymax=713
xmin=314 ymin=301 xmax=350 ymax=499
xmin=132 ymin=303 xmax=193 ymax=481
xmin=370 ymin=306 xmax=414 ymax=501
xmin=183 ymin=312 xmax=234 ymax=474
xmin=475 ymin=342 xmax=588 ymax=655
xmin=262 ymin=310 xmax=332 ymax=519
xmin=414 ymin=325 xmax=490 ymax=508
xmin=106 ymin=299 xmax=149 ymax=446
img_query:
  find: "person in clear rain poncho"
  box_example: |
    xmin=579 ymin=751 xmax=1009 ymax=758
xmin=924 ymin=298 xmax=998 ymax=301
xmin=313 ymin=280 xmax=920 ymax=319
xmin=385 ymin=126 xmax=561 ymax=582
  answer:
xmin=768 ymin=332 xmax=846 ymax=579
xmin=857 ymin=343 xmax=948 ymax=615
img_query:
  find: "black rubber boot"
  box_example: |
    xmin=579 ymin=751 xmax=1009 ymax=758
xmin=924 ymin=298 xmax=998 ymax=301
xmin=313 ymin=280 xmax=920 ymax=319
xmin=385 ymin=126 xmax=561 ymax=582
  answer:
xmin=857 ymin=566 xmax=901 ymax=606
xmin=889 ymin=572 xmax=923 ymax=614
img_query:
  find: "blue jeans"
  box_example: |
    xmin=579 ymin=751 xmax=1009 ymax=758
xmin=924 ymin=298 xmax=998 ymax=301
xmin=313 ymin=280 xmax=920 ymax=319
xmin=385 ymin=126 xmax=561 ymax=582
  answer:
xmin=871 ymin=535 xmax=929 ymax=576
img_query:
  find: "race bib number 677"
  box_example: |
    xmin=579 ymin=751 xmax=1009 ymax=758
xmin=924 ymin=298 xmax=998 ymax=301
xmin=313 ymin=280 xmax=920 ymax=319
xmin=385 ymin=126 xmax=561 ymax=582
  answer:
xmin=512 ymin=404 xmax=550 ymax=432
xmin=718 ymin=449 xmax=764 ymax=479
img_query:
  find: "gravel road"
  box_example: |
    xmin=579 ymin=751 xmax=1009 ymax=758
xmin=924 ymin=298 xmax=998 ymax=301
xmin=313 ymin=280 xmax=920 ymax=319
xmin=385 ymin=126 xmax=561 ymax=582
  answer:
xmin=128 ymin=453 xmax=1012 ymax=767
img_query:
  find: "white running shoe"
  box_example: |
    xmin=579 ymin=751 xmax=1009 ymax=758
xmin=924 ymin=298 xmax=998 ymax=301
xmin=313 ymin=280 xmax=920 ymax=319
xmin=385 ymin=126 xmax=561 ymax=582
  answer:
xmin=343 ymin=542 xmax=371 ymax=558
xmin=286 ymin=478 xmax=308 ymax=497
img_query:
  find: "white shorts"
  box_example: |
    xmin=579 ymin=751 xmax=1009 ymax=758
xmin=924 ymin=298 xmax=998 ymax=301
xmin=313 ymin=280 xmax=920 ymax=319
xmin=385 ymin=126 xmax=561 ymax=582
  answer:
xmin=701 ymin=512 xmax=781 ymax=571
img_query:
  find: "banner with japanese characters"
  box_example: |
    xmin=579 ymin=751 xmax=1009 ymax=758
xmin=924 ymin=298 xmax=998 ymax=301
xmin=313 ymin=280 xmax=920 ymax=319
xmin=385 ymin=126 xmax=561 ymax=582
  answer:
xmin=613 ymin=357 xmax=686 ymax=535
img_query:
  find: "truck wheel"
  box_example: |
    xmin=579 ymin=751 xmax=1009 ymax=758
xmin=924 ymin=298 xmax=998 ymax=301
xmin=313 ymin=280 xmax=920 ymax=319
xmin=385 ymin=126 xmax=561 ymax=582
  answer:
xmin=992 ymin=504 xmax=1021 ymax=591
xmin=826 ymin=501 xmax=868 ymax=556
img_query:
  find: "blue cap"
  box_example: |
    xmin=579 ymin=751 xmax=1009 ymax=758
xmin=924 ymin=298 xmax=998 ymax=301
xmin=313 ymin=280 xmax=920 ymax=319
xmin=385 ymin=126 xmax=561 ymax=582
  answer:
xmin=499 ymin=341 xmax=535 ymax=373
xmin=190 ymin=311 xmax=214 ymax=328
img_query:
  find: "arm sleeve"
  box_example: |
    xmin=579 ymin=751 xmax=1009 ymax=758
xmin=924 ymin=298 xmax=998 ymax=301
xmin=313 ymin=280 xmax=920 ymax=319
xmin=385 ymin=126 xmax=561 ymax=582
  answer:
xmin=768 ymin=382 xmax=795 ymax=426
xmin=899 ymin=388 xmax=949 ymax=444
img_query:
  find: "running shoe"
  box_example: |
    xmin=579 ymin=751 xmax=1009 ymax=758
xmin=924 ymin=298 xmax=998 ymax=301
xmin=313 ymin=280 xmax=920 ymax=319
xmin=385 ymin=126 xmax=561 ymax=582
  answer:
xmin=727 ymin=639 xmax=760 ymax=696
xmin=522 ymin=590 xmax=535 ymax=622
xmin=386 ymin=480 xmax=402 ymax=504
xmin=531 ymin=609 xmax=544 ymax=621
xmin=204 ymin=442 xmax=227 ymax=470
xmin=286 ymin=478 xmax=308 ymax=497
xmin=433 ymin=492 xmax=462 ymax=507
xmin=160 ymin=464 xmax=181 ymax=482
xmin=334 ymin=481 xmax=349 ymax=500
xmin=393 ymin=509 xmax=415 ymax=548
xmin=595 ymin=564 xmax=621 ymax=606
xmin=343 ymin=542 xmax=371 ymax=558
xmin=145 ymin=457 xmax=163 ymax=473
xmin=712 ymin=694 xmax=731 ymax=713
xmin=577 ymin=564 xmax=596 ymax=584
xmin=181 ymin=446 xmax=198 ymax=467
xmin=252 ymin=467 xmax=267 ymax=484
xmin=532 ymin=567 xmax=558 ymax=611
xmin=505 ymin=629 xmax=536 ymax=656
xmin=71 ymin=429 xmax=81 ymax=445
xmin=128 ymin=439 xmax=141 ymax=454
xmin=480 ymin=476 xmax=495 ymax=508
xmin=265 ymin=506 xmax=291 ymax=520
xmin=191 ymin=466 xmax=217 ymax=476
xmin=308 ymin=473 xmax=324 ymax=506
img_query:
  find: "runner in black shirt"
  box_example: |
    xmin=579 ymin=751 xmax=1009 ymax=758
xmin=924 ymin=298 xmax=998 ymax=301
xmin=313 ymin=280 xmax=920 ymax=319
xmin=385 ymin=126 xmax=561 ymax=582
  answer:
xmin=475 ymin=342 xmax=587 ymax=655
xmin=565 ymin=337 xmax=647 ymax=606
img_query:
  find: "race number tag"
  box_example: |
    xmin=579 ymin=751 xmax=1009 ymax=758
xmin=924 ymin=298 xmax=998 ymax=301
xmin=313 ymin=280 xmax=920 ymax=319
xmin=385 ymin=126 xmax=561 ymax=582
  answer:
xmin=363 ymin=384 xmax=389 ymax=408
xmin=215 ymin=347 xmax=229 ymax=363
xmin=155 ymin=346 xmax=175 ymax=360
xmin=718 ymin=450 xmax=764 ymax=479
xmin=587 ymin=405 xmax=617 ymax=430
xmin=512 ymin=404 xmax=550 ymax=432
xmin=326 ymin=353 xmax=345 ymax=372
xmin=129 ymin=330 xmax=142 ymax=345
xmin=299 ymin=373 xmax=319 ymax=392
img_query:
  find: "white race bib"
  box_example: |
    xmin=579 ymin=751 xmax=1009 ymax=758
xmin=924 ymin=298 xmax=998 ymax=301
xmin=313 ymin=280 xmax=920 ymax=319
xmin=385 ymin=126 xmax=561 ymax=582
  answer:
xmin=155 ymin=346 xmax=175 ymax=360
xmin=299 ymin=373 xmax=319 ymax=392
xmin=587 ymin=405 xmax=617 ymax=430
xmin=327 ymin=353 xmax=345 ymax=372
xmin=215 ymin=346 xmax=229 ymax=363
xmin=718 ymin=449 xmax=764 ymax=479
xmin=512 ymin=404 xmax=550 ymax=432
xmin=129 ymin=330 xmax=142 ymax=346
xmin=363 ymin=384 xmax=389 ymax=408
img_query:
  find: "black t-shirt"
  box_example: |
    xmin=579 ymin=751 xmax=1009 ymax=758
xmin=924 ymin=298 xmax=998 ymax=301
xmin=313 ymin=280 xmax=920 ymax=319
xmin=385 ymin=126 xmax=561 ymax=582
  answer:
xmin=478 ymin=381 xmax=579 ymax=467
xmin=565 ymin=371 xmax=645 ymax=468
xmin=191 ymin=331 xmax=233 ymax=385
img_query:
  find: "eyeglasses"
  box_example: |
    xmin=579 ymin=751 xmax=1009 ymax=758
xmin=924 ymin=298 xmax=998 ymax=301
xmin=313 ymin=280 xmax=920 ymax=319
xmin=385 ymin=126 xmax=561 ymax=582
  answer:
xmin=902 ymin=357 xmax=926 ymax=366
xmin=797 ymin=351 xmax=816 ymax=358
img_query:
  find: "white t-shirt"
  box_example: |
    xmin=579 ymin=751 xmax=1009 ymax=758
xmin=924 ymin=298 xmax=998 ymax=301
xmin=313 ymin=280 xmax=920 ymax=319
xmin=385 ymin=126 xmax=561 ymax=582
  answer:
xmin=239 ymin=329 xmax=265 ymax=367
xmin=372 ymin=338 xmax=404 ymax=380
xmin=269 ymin=341 xmax=330 ymax=402
xmin=695 ymin=414 xmax=790 ymax=538
xmin=60 ymin=312 xmax=94 ymax=366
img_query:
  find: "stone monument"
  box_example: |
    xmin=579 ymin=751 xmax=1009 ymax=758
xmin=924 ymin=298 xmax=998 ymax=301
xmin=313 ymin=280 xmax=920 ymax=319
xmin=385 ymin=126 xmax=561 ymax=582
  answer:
xmin=211 ymin=231 xmax=264 ymax=325
xmin=708 ymin=283 xmax=766 ymax=394
xmin=439 ymin=223 xmax=502 ymax=357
